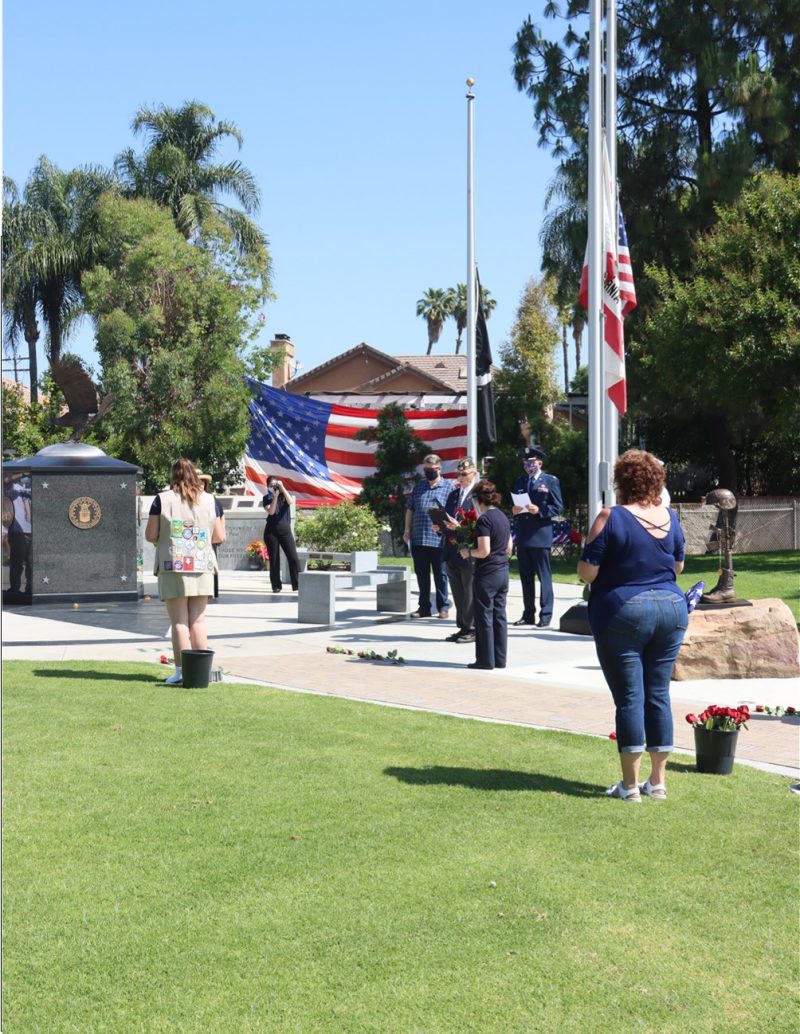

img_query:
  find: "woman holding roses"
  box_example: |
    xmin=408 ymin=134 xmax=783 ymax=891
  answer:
xmin=578 ymin=450 xmax=688 ymax=802
xmin=459 ymin=480 xmax=512 ymax=670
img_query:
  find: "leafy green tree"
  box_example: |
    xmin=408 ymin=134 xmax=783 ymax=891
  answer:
xmin=642 ymin=171 xmax=800 ymax=492
xmin=356 ymin=404 xmax=431 ymax=552
xmin=81 ymin=194 xmax=267 ymax=490
xmin=115 ymin=101 xmax=270 ymax=270
xmin=416 ymin=288 xmax=454 ymax=355
xmin=2 ymin=158 xmax=114 ymax=370
xmin=490 ymin=277 xmax=562 ymax=493
xmin=1 ymin=370 xmax=70 ymax=458
xmin=295 ymin=502 xmax=381 ymax=560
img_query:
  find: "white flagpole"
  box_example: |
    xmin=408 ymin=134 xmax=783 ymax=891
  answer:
xmin=466 ymin=78 xmax=477 ymax=462
xmin=588 ymin=0 xmax=604 ymax=523
xmin=603 ymin=0 xmax=619 ymax=504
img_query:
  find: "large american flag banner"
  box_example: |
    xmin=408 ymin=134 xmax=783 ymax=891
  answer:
xmin=578 ymin=141 xmax=637 ymax=414
xmin=244 ymin=379 xmax=468 ymax=506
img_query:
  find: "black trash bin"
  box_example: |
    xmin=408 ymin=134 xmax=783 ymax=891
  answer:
xmin=181 ymin=649 xmax=215 ymax=689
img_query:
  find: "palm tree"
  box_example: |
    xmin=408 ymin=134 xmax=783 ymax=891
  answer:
xmin=2 ymin=159 xmax=113 ymax=372
xmin=3 ymin=178 xmax=41 ymax=404
xmin=115 ymin=101 xmax=267 ymax=259
xmin=451 ymin=282 xmax=497 ymax=354
xmin=416 ymin=288 xmax=454 ymax=355
xmin=540 ymin=156 xmax=588 ymax=381
xmin=452 ymin=284 xmax=467 ymax=353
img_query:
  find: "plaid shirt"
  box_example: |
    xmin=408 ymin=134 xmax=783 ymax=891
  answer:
xmin=406 ymin=478 xmax=452 ymax=548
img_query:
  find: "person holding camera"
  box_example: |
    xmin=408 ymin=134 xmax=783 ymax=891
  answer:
xmin=262 ymin=476 xmax=300 ymax=593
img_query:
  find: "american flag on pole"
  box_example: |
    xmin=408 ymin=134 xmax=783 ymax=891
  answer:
xmin=579 ymin=140 xmax=637 ymax=414
xmin=244 ymin=379 xmax=468 ymax=506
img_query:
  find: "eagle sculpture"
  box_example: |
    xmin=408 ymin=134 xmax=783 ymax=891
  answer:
xmin=51 ymin=361 xmax=115 ymax=442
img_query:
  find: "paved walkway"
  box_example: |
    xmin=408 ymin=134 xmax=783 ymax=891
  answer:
xmin=3 ymin=572 xmax=799 ymax=777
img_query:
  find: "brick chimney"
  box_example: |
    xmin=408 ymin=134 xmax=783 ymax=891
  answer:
xmin=271 ymin=334 xmax=295 ymax=389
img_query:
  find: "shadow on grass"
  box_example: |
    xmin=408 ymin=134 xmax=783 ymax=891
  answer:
xmin=32 ymin=668 xmax=157 ymax=683
xmin=384 ymin=765 xmax=600 ymax=797
xmin=665 ymin=760 xmax=697 ymax=773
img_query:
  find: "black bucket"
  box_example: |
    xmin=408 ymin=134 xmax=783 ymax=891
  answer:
xmin=181 ymin=649 xmax=215 ymax=689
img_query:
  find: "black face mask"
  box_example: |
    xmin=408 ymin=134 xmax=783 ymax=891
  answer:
xmin=423 ymin=468 xmax=439 ymax=481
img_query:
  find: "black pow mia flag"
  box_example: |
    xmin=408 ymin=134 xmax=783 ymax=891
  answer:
xmin=475 ymin=270 xmax=497 ymax=451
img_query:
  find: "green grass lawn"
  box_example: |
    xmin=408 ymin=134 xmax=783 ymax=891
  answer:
xmin=3 ymin=662 xmax=798 ymax=1033
xmin=382 ymin=551 xmax=799 ymax=618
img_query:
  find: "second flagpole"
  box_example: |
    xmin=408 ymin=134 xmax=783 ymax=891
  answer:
xmin=466 ymin=78 xmax=477 ymax=462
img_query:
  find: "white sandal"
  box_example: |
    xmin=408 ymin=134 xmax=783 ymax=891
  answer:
xmin=639 ymin=779 xmax=667 ymax=799
xmin=606 ymin=781 xmax=641 ymax=802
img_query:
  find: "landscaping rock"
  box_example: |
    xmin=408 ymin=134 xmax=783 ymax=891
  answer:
xmin=673 ymin=598 xmax=800 ymax=680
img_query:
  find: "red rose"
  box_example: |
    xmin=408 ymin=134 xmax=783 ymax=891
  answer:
xmin=685 ymin=713 xmax=699 ymax=725
xmin=609 ymin=731 xmax=617 ymax=740
xmin=160 ymin=654 xmax=168 ymax=664
xmin=787 ymin=706 xmax=796 ymax=715
xmin=755 ymin=704 xmax=764 ymax=712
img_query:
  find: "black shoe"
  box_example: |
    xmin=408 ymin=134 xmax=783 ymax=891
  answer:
xmin=496 ymin=663 xmax=506 ymax=669
xmin=455 ymin=633 xmax=476 ymax=643
xmin=272 ymin=587 xmax=282 ymax=593
xmin=445 ymin=631 xmax=462 ymax=642
xmin=536 ymin=619 xmax=551 ymax=627
xmin=467 ymin=662 xmax=493 ymax=670
xmin=513 ymin=617 xmax=535 ymax=626
xmin=410 ymin=610 xmax=432 ymax=619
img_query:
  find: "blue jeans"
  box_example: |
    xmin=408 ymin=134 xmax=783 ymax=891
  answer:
xmin=594 ymin=589 xmax=688 ymax=754
xmin=411 ymin=544 xmax=450 ymax=614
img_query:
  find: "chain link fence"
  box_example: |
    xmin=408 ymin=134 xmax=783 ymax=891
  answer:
xmin=674 ymin=498 xmax=800 ymax=554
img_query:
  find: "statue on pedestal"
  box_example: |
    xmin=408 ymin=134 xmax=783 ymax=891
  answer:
xmin=701 ymin=488 xmax=738 ymax=604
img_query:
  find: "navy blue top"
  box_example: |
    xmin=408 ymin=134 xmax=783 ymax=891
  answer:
xmin=581 ymin=506 xmax=687 ymax=636
xmin=474 ymin=508 xmax=511 ymax=577
xmin=150 ymin=494 xmax=221 ymax=517
xmin=262 ymin=491 xmax=291 ymax=529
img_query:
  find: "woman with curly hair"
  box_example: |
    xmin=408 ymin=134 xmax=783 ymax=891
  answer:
xmin=459 ymin=480 xmax=512 ymax=670
xmin=578 ymin=450 xmax=688 ymax=802
xmin=146 ymin=459 xmax=226 ymax=685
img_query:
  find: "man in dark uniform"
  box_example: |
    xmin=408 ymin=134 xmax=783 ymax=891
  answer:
xmin=433 ymin=456 xmax=478 ymax=643
xmin=511 ymin=445 xmax=563 ymax=627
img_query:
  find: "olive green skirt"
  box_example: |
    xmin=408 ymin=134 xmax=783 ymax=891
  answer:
xmin=157 ymin=571 xmax=215 ymax=600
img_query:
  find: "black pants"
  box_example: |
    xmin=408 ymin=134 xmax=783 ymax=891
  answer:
xmin=446 ymin=560 xmax=474 ymax=633
xmin=473 ymin=567 xmax=509 ymax=669
xmin=265 ymin=522 xmax=300 ymax=591
xmin=517 ymin=546 xmax=554 ymax=623
xmin=8 ymin=532 xmax=32 ymax=593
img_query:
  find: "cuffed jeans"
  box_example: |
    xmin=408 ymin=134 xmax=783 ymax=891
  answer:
xmin=594 ymin=588 xmax=689 ymax=754
xmin=411 ymin=544 xmax=450 ymax=614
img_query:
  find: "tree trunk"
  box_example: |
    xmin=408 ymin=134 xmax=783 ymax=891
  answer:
xmin=23 ymin=302 xmax=39 ymax=406
xmin=572 ymin=316 xmax=583 ymax=372
xmin=562 ymin=323 xmax=569 ymax=393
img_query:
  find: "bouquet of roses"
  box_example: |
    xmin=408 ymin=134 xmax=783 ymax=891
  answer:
xmin=447 ymin=507 xmax=479 ymax=550
xmin=685 ymin=704 xmax=750 ymax=732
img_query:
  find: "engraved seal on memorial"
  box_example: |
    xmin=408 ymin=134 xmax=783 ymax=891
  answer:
xmin=68 ymin=496 xmax=102 ymax=529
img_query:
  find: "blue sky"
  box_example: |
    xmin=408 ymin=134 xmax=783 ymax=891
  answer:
xmin=4 ymin=1 xmax=568 ymax=385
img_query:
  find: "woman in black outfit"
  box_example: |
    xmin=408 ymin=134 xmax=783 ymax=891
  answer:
xmin=458 ymin=480 xmax=512 ymax=670
xmin=262 ymin=477 xmax=300 ymax=592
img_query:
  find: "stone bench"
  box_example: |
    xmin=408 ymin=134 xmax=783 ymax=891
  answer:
xmin=297 ymin=551 xmax=409 ymax=625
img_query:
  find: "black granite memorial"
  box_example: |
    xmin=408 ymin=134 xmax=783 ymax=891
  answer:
xmin=2 ymin=443 xmax=139 ymax=604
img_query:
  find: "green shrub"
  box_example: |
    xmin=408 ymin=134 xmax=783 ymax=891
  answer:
xmin=295 ymin=501 xmax=380 ymax=562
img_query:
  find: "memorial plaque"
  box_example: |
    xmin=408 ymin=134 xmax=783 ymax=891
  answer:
xmin=3 ymin=443 xmax=139 ymax=604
